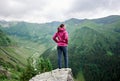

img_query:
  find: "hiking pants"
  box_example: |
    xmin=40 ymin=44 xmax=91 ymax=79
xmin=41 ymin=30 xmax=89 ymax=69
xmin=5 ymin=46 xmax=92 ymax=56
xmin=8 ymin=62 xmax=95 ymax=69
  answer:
xmin=57 ymin=46 xmax=68 ymax=69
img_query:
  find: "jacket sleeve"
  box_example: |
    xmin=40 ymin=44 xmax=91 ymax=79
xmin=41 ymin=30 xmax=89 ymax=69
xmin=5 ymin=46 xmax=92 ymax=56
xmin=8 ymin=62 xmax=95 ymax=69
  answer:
xmin=64 ymin=31 xmax=69 ymax=44
xmin=52 ymin=33 xmax=59 ymax=43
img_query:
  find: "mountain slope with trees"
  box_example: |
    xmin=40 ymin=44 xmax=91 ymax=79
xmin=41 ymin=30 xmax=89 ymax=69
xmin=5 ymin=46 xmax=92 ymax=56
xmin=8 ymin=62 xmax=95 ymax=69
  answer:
xmin=0 ymin=15 xmax=120 ymax=81
xmin=42 ymin=15 xmax=120 ymax=81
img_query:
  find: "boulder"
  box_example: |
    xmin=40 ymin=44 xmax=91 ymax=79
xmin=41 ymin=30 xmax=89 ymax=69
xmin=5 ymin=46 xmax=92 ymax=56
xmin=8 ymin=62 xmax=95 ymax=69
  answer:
xmin=29 ymin=68 xmax=74 ymax=81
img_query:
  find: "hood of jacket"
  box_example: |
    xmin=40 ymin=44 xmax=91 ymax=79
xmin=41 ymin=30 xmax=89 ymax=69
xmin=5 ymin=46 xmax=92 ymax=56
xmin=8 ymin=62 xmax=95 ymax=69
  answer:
xmin=58 ymin=27 xmax=66 ymax=32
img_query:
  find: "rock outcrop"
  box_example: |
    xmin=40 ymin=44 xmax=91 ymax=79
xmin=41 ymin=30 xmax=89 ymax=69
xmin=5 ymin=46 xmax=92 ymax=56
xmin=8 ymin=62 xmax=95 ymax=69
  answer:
xmin=29 ymin=68 xmax=74 ymax=81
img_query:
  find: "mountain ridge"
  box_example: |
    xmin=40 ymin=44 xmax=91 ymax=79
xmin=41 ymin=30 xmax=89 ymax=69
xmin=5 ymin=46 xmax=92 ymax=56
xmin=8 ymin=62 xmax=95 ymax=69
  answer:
xmin=0 ymin=15 xmax=120 ymax=81
xmin=0 ymin=15 xmax=120 ymax=25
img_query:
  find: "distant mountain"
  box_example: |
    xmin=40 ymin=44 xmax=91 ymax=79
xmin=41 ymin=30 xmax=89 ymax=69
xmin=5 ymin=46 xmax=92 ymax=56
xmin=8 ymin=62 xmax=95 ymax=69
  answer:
xmin=0 ymin=20 xmax=18 ymax=27
xmin=0 ymin=21 xmax=61 ymax=47
xmin=92 ymin=15 xmax=120 ymax=24
xmin=0 ymin=15 xmax=120 ymax=81
xmin=64 ymin=18 xmax=84 ymax=25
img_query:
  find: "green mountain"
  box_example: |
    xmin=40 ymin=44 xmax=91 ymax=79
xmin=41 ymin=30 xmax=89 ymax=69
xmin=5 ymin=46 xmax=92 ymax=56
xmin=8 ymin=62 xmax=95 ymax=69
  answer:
xmin=0 ymin=26 xmax=43 ymax=81
xmin=0 ymin=26 xmax=37 ymax=65
xmin=0 ymin=15 xmax=120 ymax=81
xmin=42 ymin=15 xmax=120 ymax=81
xmin=92 ymin=15 xmax=120 ymax=24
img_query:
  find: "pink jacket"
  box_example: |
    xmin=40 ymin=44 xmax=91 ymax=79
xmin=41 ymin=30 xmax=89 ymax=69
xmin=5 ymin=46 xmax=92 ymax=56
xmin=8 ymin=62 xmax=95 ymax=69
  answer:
xmin=52 ymin=27 xmax=68 ymax=46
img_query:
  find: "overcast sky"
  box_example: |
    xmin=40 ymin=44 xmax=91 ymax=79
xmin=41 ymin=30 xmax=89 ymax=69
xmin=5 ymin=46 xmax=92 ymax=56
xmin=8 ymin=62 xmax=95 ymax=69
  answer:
xmin=0 ymin=0 xmax=120 ymax=23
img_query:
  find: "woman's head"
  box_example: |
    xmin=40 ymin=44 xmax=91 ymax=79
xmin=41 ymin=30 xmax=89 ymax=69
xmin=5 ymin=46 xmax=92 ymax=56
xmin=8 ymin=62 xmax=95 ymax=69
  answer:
xmin=57 ymin=24 xmax=66 ymax=32
xmin=59 ymin=24 xmax=65 ymax=28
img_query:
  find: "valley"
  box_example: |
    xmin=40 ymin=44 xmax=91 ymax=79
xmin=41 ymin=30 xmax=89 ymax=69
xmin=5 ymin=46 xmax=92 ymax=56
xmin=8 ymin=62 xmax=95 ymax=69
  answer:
xmin=0 ymin=15 xmax=120 ymax=81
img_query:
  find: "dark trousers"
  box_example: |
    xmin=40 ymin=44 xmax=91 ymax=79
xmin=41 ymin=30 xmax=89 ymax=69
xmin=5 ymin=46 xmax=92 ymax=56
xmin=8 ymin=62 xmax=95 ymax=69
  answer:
xmin=57 ymin=46 xmax=68 ymax=69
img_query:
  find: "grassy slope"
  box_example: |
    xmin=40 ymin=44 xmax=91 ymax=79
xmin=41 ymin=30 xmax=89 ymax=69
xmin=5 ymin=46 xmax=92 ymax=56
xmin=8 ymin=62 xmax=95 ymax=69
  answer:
xmin=0 ymin=36 xmax=47 ymax=68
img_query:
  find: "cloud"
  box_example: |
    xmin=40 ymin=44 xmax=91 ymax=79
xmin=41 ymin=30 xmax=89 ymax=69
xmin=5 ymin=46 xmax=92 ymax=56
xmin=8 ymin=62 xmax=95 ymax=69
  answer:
xmin=0 ymin=0 xmax=47 ymax=17
xmin=0 ymin=0 xmax=120 ymax=23
xmin=0 ymin=0 xmax=73 ymax=23
xmin=65 ymin=0 xmax=120 ymax=19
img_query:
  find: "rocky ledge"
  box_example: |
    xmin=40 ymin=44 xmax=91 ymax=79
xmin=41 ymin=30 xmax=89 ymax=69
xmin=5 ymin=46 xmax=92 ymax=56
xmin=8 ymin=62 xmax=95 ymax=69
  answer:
xmin=29 ymin=68 xmax=74 ymax=81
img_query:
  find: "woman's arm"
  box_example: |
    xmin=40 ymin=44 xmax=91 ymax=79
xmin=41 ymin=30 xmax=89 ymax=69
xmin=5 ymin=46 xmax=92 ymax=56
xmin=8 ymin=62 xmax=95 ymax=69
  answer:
xmin=52 ymin=33 xmax=59 ymax=43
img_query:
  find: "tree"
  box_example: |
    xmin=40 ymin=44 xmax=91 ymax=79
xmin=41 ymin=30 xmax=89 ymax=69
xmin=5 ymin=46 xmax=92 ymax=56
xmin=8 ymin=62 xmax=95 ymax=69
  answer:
xmin=20 ymin=57 xmax=52 ymax=81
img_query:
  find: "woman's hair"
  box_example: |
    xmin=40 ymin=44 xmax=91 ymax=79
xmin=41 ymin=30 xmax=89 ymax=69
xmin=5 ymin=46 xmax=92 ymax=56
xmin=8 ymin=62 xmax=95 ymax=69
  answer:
xmin=59 ymin=24 xmax=64 ymax=28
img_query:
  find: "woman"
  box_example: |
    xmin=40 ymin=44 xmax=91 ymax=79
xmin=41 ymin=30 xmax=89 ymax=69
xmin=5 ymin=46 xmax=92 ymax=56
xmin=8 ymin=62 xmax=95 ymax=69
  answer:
xmin=52 ymin=24 xmax=69 ymax=69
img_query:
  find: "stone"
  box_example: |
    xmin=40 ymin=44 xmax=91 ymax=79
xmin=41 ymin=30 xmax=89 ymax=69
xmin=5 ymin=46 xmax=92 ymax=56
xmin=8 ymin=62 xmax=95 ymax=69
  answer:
xmin=29 ymin=68 xmax=74 ymax=81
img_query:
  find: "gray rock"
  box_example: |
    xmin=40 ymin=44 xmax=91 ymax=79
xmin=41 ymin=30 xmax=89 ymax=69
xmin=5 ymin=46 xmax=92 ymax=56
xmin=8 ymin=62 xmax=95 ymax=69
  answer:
xmin=29 ymin=68 xmax=74 ymax=81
